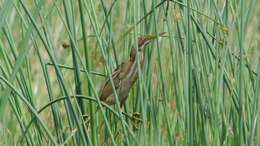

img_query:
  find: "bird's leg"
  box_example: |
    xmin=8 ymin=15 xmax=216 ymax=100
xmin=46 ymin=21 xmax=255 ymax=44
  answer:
xmin=82 ymin=105 xmax=103 ymax=128
xmin=121 ymin=111 xmax=142 ymax=131
xmin=119 ymin=98 xmax=142 ymax=123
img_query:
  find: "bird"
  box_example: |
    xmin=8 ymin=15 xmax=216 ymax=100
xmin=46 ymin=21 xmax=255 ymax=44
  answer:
xmin=99 ymin=32 xmax=165 ymax=107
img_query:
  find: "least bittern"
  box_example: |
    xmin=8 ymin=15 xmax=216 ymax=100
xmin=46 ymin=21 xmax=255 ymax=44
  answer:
xmin=99 ymin=32 xmax=165 ymax=107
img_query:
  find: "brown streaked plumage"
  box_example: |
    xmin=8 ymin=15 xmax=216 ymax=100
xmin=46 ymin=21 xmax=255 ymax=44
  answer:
xmin=99 ymin=33 xmax=165 ymax=107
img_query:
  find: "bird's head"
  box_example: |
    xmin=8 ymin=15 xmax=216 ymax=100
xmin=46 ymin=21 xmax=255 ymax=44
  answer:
xmin=130 ymin=32 xmax=166 ymax=60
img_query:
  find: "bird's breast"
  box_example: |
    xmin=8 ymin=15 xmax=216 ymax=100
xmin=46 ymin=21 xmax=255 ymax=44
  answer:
xmin=125 ymin=54 xmax=145 ymax=85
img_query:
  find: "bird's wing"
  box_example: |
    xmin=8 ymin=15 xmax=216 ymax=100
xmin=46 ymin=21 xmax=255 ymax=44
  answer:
xmin=99 ymin=63 xmax=124 ymax=101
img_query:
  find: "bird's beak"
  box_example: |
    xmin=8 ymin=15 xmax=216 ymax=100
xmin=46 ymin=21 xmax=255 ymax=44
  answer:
xmin=158 ymin=32 xmax=167 ymax=37
xmin=145 ymin=32 xmax=167 ymax=41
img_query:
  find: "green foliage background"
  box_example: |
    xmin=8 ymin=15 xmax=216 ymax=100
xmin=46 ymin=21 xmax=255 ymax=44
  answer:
xmin=0 ymin=0 xmax=259 ymax=145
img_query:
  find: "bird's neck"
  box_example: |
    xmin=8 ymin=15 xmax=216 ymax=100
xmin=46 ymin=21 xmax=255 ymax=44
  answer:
xmin=130 ymin=51 xmax=145 ymax=64
xmin=126 ymin=51 xmax=145 ymax=85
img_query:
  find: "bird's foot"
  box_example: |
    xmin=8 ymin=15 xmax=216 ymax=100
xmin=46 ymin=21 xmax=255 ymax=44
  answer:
xmin=131 ymin=112 xmax=142 ymax=122
xmin=130 ymin=112 xmax=142 ymax=131
xmin=82 ymin=114 xmax=90 ymax=128
xmin=122 ymin=112 xmax=142 ymax=122
xmin=121 ymin=111 xmax=142 ymax=131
